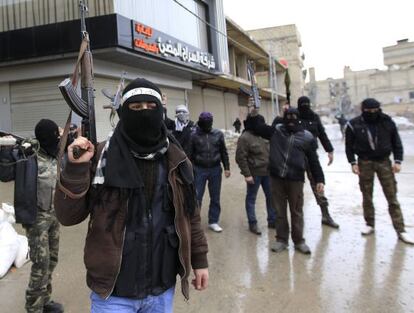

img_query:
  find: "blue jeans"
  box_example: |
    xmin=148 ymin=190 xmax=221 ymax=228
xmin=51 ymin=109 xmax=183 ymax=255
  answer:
xmin=246 ymin=176 xmax=276 ymax=225
xmin=90 ymin=287 xmax=175 ymax=313
xmin=194 ymin=165 xmax=222 ymax=224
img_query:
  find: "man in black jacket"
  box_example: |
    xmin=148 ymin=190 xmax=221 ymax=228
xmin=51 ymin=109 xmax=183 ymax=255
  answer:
xmin=297 ymin=96 xmax=339 ymax=229
xmin=188 ymin=112 xmax=230 ymax=233
xmin=252 ymin=108 xmax=325 ymax=254
xmin=345 ymin=98 xmax=413 ymax=244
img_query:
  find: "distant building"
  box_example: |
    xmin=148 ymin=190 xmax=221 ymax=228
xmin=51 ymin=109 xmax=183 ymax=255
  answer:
xmin=247 ymin=24 xmax=305 ymax=106
xmin=305 ymin=39 xmax=414 ymax=116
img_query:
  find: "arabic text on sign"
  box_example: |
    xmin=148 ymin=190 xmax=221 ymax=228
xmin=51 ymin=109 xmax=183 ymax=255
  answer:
xmin=134 ymin=23 xmax=153 ymax=38
xmin=134 ymin=39 xmax=159 ymax=53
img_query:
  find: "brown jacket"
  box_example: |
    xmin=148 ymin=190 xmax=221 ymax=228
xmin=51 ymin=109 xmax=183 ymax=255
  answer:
xmin=54 ymin=142 xmax=208 ymax=300
xmin=235 ymin=130 xmax=270 ymax=177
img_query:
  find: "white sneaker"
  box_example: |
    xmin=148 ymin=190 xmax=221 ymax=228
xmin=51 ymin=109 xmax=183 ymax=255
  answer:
xmin=361 ymin=225 xmax=375 ymax=236
xmin=398 ymin=232 xmax=414 ymax=245
xmin=208 ymin=223 xmax=223 ymax=233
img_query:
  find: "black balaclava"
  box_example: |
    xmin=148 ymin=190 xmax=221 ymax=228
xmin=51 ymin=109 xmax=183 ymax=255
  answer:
xmin=244 ymin=114 xmax=265 ymax=131
xmin=35 ymin=119 xmax=59 ymax=157
xmin=283 ymin=108 xmax=301 ymax=133
xmin=361 ymin=98 xmax=381 ymax=124
xmin=198 ymin=112 xmax=213 ymax=133
xmin=120 ymin=78 xmax=164 ymax=147
xmin=297 ymin=96 xmax=313 ymax=119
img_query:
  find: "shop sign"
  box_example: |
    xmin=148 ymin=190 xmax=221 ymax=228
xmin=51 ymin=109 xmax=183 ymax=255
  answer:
xmin=131 ymin=20 xmax=216 ymax=71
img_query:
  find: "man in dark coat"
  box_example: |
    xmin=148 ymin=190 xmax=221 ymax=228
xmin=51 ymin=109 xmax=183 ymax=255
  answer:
xmin=251 ymin=108 xmax=325 ymax=254
xmin=54 ymin=78 xmax=209 ymax=311
xmin=345 ymin=98 xmax=413 ymax=244
xmin=233 ymin=118 xmax=242 ymax=133
xmin=297 ymin=96 xmax=339 ymax=229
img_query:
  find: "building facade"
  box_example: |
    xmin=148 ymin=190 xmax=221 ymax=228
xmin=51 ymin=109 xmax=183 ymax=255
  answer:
xmin=305 ymin=39 xmax=414 ymax=117
xmin=247 ymin=24 xmax=305 ymax=106
xmin=0 ymin=0 xmax=288 ymax=136
xmin=0 ymin=0 xmax=228 ymax=137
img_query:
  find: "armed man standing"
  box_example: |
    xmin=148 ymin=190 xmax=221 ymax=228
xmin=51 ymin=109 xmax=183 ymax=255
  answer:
xmin=54 ymin=78 xmax=209 ymax=312
xmin=25 ymin=120 xmax=63 ymax=313
xmin=297 ymin=96 xmax=339 ymax=229
xmin=345 ymin=98 xmax=414 ymax=244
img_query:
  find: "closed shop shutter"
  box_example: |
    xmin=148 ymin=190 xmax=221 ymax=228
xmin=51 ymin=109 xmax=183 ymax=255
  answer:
xmin=188 ymin=85 xmax=204 ymax=122
xmin=10 ymin=77 xmax=68 ymax=137
xmin=159 ymin=86 xmax=185 ymax=116
xmin=202 ymin=88 xmax=225 ymax=129
xmin=94 ymin=76 xmax=121 ymax=141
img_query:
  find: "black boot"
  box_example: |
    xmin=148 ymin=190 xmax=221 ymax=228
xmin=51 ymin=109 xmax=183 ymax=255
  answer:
xmin=321 ymin=206 xmax=339 ymax=229
xmin=249 ymin=223 xmax=262 ymax=235
xmin=43 ymin=301 xmax=64 ymax=313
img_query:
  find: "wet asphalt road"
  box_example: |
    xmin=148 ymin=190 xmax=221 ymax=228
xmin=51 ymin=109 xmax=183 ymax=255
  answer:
xmin=1 ymin=128 xmax=413 ymax=313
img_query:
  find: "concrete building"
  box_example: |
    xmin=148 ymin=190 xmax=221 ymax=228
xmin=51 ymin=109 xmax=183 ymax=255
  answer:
xmin=0 ymin=0 xmax=287 ymax=136
xmin=247 ymin=24 xmax=305 ymax=106
xmin=305 ymin=39 xmax=414 ymax=116
xmin=383 ymin=39 xmax=414 ymax=69
xmin=190 ymin=17 xmax=288 ymax=127
xmin=0 ymin=0 xmax=228 ymax=137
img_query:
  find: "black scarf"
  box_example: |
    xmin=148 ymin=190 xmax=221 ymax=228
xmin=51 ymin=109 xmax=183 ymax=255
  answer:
xmin=283 ymin=119 xmax=303 ymax=133
xmin=104 ymin=123 xmax=167 ymax=189
xmin=298 ymin=105 xmax=314 ymax=120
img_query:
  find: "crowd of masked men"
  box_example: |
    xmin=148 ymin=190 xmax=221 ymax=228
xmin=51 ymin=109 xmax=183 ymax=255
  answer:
xmin=1 ymin=77 xmax=413 ymax=313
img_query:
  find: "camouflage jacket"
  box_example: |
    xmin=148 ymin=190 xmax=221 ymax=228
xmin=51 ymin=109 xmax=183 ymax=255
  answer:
xmin=36 ymin=150 xmax=58 ymax=212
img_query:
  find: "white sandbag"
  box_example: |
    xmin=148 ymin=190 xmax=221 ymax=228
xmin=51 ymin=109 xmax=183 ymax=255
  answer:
xmin=0 ymin=222 xmax=19 ymax=278
xmin=14 ymin=235 xmax=30 ymax=268
xmin=1 ymin=203 xmax=16 ymax=224
xmin=0 ymin=209 xmax=5 ymax=224
xmin=0 ymin=136 xmax=16 ymax=146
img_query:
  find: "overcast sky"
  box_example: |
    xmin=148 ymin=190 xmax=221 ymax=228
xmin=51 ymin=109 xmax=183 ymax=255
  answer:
xmin=223 ymin=0 xmax=414 ymax=81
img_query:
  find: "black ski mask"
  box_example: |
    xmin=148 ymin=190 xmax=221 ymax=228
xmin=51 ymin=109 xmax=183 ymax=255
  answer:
xmin=34 ymin=119 xmax=60 ymax=157
xmin=361 ymin=98 xmax=381 ymax=124
xmin=283 ymin=108 xmax=301 ymax=133
xmin=198 ymin=112 xmax=213 ymax=133
xmin=297 ymin=96 xmax=312 ymax=119
xmin=120 ymin=78 xmax=164 ymax=147
xmin=362 ymin=111 xmax=380 ymax=123
xmin=244 ymin=114 xmax=265 ymax=131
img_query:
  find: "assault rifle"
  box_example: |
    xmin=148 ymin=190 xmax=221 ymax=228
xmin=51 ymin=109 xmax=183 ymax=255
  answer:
xmin=246 ymin=60 xmax=261 ymax=109
xmin=58 ymin=0 xmax=96 ymax=159
xmin=239 ymin=60 xmax=261 ymax=114
xmin=102 ymin=71 xmax=126 ymax=128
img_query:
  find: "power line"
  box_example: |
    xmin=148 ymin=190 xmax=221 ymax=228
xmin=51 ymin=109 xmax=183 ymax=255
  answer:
xmin=171 ymin=0 xmax=269 ymax=61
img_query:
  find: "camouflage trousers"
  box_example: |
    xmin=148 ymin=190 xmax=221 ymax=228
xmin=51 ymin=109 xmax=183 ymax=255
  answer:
xmin=358 ymin=159 xmax=405 ymax=233
xmin=24 ymin=211 xmax=60 ymax=313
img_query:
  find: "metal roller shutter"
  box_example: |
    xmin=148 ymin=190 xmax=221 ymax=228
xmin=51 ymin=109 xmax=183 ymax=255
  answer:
xmin=94 ymin=76 xmax=120 ymax=141
xmin=10 ymin=78 xmax=69 ymax=137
